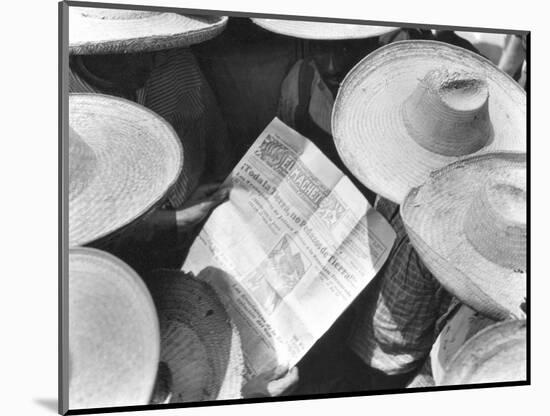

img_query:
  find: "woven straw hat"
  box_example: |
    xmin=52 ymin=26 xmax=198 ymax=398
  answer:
xmin=333 ymin=40 xmax=526 ymax=204
xmin=68 ymin=247 xmax=160 ymax=409
xmin=146 ymin=270 xmax=245 ymax=402
xmin=251 ymin=18 xmax=398 ymax=40
xmin=69 ymin=93 xmax=183 ymax=247
xmin=69 ymin=7 xmax=228 ymax=55
xmin=401 ymin=152 xmax=526 ymax=320
xmin=440 ymin=319 xmax=526 ymax=385
xmin=430 ymin=304 xmax=496 ymax=385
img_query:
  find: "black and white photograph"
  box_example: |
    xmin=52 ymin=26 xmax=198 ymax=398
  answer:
xmin=59 ymin=0 xmax=528 ymax=414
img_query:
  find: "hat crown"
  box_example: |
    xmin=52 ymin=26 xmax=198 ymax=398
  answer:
xmin=402 ymin=68 xmax=493 ymax=157
xmin=69 ymin=126 xmax=98 ymax=200
xmin=75 ymin=8 xmax=161 ymax=20
xmin=464 ymin=169 xmax=526 ymax=271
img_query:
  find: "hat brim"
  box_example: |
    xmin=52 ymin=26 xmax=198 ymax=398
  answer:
xmin=69 ymin=7 xmax=228 ymax=55
xmin=251 ymin=18 xmax=398 ymax=40
xmin=69 ymin=248 xmax=160 ymax=409
xmin=401 ymin=152 xmax=526 ymax=320
xmin=430 ymin=305 xmax=496 ymax=385
xmin=69 ymin=93 xmax=183 ymax=247
xmin=146 ymin=270 xmax=245 ymax=402
xmin=332 ymin=40 xmax=526 ymax=204
xmin=441 ymin=320 xmax=526 ymax=385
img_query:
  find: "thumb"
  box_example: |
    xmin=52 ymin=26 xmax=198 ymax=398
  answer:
xmin=267 ymin=367 xmax=299 ymax=397
xmin=175 ymin=199 xmax=218 ymax=229
xmin=272 ymin=365 xmax=289 ymax=379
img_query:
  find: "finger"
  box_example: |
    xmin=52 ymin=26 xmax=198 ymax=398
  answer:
xmin=187 ymin=182 xmax=225 ymax=202
xmin=255 ymin=365 xmax=281 ymax=381
xmin=267 ymin=367 xmax=299 ymax=397
xmin=267 ymin=371 xmax=298 ymax=397
xmin=196 ymin=182 xmax=224 ymax=196
xmin=272 ymin=365 xmax=289 ymax=379
xmin=185 ymin=190 xmax=229 ymax=220
xmin=183 ymin=186 xmax=230 ymax=211
xmin=175 ymin=199 xmax=219 ymax=228
xmin=288 ymin=367 xmax=299 ymax=381
xmin=188 ymin=199 xmax=219 ymax=217
xmin=211 ymin=186 xmax=231 ymax=203
xmin=183 ymin=185 xmax=219 ymax=207
xmin=281 ymin=367 xmax=300 ymax=395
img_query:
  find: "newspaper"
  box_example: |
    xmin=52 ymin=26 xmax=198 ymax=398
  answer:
xmin=183 ymin=118 xmax=396 ymax=380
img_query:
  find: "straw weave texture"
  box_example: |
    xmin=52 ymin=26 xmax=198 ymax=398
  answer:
xmin=333 ymin=40 xmax=526 ymax=204
xmin=441 ymin=319 xmax=526 ymax=385
xmin=401 ymin=152 xmax=526 ymax=321
xmin=147 ymin=270 xmax=245 ymax=402
xmin=70 ymin=8 xmax=228 ymax=55
xmin=251 ymin=18 xmax=398 ymax=40
xmin=68 ymin=248 xmax=160 ymax=409
xmin=69 ymin=93 xmax=183 ymax=247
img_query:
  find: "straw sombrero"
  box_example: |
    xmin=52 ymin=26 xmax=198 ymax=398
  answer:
xmin=401 ymin=152 xmax=526 ymax=320
xmin=251 ymin=18 xmax=398 ymax=40
xmin=68 ymin=93 xmax=183 ymax=247
xmin=68 ymin=247 xmax=160 ymax=409
xmin=333 ymin=40 xmax=526 ymax=204
xmin=69 ymin=7 xmax=228 ymax=55
xmin=430 ymin=304 xmax=496 ymax=385
xmin=146 ymin=270 xmax=245 ymax=402
xmin=440 ymin=319 xmax=527 ymax=385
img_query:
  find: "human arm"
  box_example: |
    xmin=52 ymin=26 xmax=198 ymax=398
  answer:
xmin=174 ymin=182 xmax=230 ymax=233
xmin=121 ymin=182 xmax=230 ymax=247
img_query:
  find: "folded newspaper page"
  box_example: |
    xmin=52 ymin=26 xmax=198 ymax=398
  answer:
xmin=183 ymin=118 xmax=396 ymax=379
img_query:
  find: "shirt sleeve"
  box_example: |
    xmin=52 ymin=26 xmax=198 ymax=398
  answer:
xmin=348 ymin=197 xmax=452 ymax=375
xmin=145 ymin=48 xmax=211 ymax=208
xmin=406 ymin=357 xmax=435 ymax=388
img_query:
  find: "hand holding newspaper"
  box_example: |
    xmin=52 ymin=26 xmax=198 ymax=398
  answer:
xmin=183 ymin=118 xmax=396 ymax=380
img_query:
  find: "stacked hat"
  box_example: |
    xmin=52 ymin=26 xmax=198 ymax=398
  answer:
xmin=430 ymin=304 xmax=497 ymax=384
xmin=333 ymin=40 xmax=526 ymax=204
xmin=68 ymin=247 xmax=160 ymax=409
xmin=68 ymin=93 xmax=183 ymax=247
xmin=66 ymin=7 xmax=239 ymax=408
xmin=333 ymin=40 xmax=527 ymax=384
xmin=145 ymin=270 xmax=245 ymax=402
xmin=69 ymin=6 xmax=228 ymax=55
xmin=401 ymin=152 xmax=526 ymax=320
xmin=251 ymin=18 xmax=398 ymax=40
xmin=441 ymin=319 xmax=526 ymax=385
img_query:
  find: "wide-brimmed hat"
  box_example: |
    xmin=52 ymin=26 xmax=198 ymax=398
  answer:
xmin=440 ymin=319 xmax=526 ymax=385
xmin=69 ymin=6 xmax=228 ymax=55
xmin=251 ymin=18 xmax=398 ymax=40
xmin=401 ymin=152 xmax=526 ymax=320
xmin=68 ymin=247 xmax=160 ymax=409
xmin=145 ymin=270 xmax=245 ymax=402
xmin=68 ymin=93 xmax=183 ymax=247
xmin=430 ymin=304 xmax=496 ymax=385
xmin=333 ymin=40 xmax=526 ymax=204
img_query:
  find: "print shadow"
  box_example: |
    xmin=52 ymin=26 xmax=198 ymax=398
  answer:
xmin=33 ymin=398 xmax=57 ymax=413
